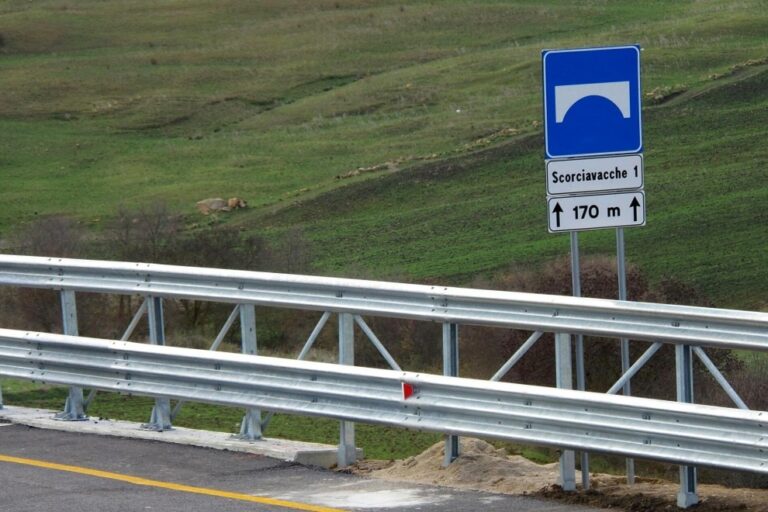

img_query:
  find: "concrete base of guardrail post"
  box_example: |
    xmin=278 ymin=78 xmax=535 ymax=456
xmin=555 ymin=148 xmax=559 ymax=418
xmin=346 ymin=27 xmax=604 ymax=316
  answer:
xmin=54 ymin=387 xmax=88 ymax=421
xmin=337 ymin=312 xmax=357 ymax=467
xmin=676 ymin=344 xmax=699 ymax=508
xmin=443 ymin=322 xmax=460 ymax=466
xmin=555 ymin=332 xmax=576 ymax=491
xmin=237 ymin=410 xmax=262 ymax=440
xmin=143 ymin=397 xmax=173 ymax=431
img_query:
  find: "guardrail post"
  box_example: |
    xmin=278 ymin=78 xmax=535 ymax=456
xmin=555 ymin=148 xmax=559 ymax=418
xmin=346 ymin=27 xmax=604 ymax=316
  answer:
xmin=555 ymin=331 xmax=576 ymax=491
xmin=442 ymin=322 xmax=460 ymax=466
xmin=337 ymin=312 xmax=357 ymax=467
xmin=676 ymin=344 xmax=698 ymax=508
xmin=143 ymin=296 xmax=172 ymax=431
xmin=237 ymin=304 xmax=262 ymax=440
xmin=54 ymin=290 xmax=87 ymax=421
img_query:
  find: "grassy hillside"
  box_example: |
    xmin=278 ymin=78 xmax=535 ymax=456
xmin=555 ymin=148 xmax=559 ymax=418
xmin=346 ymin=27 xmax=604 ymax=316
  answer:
xmin=1 ymin=0 xmax=767 ymax=308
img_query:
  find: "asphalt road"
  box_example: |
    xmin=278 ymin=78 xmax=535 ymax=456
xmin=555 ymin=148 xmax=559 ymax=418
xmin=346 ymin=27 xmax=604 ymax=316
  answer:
xmin=0 ymin=424 xmax=607 ymax=512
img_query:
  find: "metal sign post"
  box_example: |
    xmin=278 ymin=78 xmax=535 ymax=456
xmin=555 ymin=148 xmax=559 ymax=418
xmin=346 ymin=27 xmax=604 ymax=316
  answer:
xmin=542 ymin=44 xmax=651 ymax=493
xmin=616 ymin=227 xmax=635 ymax=483
xmin=570 ymin=232 xmax=589 ymax=489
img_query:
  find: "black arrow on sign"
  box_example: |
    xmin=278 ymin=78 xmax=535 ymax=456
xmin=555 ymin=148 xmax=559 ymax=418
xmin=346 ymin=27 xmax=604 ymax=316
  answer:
xmin=552 ymin=202 xmax=563 ymax=228
xmin=630 ymin=196 xmax=641 ymax=222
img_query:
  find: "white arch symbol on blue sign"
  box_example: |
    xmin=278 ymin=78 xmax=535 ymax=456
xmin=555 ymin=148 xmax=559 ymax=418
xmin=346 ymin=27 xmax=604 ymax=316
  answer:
xmin=554 ymin=81 xmax=630 ymax=123
xmin=543 ymin=46 xmax=642 ymax=159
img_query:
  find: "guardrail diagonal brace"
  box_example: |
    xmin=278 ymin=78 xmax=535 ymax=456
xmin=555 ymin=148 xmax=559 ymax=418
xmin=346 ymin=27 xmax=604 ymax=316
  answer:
xmin=258 ymin=311 xmax=332 ymax=434
xmin=120 ymin=298 xmax=149 ymax=341
xmin=171 ymin=304 xmax=241 ymax=421
xmin=54 ymin=290 xmax=88 ymax=421
xmin=87 ymin=298 xmax=150 ymax=412
xmin=208 ymin=305 xmax=240 ymax=353
xmin=297 ymin=312 xmax=331 ymax=361
xmin=490 ymin=331 xmax=543 ymax=382
xmin=354 ymin=315 xmax=401 ymax=371
xmin=607 ymin=342 xmax=663 ymax=395
xmin=693 ymin=346 xmax=748 ymax=410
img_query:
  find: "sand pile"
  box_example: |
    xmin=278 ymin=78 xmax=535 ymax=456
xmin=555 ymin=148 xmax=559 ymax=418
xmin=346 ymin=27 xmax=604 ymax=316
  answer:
xmin=352 ymin=438 xmax=768 ymax=511
xmin=366 ymin=438 xmax=574 ymax=494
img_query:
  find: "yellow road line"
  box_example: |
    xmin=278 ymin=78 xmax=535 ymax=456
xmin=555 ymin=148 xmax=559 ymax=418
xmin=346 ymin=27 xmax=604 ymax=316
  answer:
xmin=0 ymin=454 xmax=346 ymax=512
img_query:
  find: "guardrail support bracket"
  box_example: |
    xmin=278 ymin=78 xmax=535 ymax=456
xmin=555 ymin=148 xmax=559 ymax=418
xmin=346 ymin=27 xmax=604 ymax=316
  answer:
xmin=235 ymin=304 xmax=263 ymax=441
xmin=142 ymin=397 xmax=173 ymax=432
xmin=54 ymin=387 xmax=88 ymax=421
xmin=555 ymin=332 xmax=576 ymax=491
xmin=676 ymin=344 xmax=699 ymax=508
xmin=337 ymin=312 xmax=357 ymax=467
xmin=443 ymin=322 xmax=460 ymax=466
xmin=55 ymin=290 xmax=88 ymax=421
xmin=144 ymin=296 xmax=173 ymax=431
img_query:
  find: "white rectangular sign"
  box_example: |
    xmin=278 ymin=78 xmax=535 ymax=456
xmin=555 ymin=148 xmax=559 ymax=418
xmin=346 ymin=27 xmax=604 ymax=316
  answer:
xmin=546 ymin=154 xmax=643 ymax=195
xmin=548 ymin=191 xmax=645 ymax=232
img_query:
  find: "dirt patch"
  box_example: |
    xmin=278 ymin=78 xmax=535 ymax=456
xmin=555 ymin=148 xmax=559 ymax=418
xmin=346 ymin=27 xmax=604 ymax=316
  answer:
xmin=348 ymin=438 xmax=768 ymax=511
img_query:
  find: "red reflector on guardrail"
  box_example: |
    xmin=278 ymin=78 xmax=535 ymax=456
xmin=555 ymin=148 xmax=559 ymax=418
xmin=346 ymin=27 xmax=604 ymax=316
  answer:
xmin=402 ymin=382 xmax=415 ymax=400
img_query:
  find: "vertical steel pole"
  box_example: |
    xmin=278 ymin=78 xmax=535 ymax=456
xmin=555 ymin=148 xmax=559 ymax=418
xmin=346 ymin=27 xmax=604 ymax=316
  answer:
xmin=616 ymin=227 xmax=636 ymax=484
xmin=55 ymin=290 xmax=87 ymax=421
xmin=569 ymin=232 xmax=588 ymax=489
xmin=144 ymin=296 xmax=172 ymax=431
xmin=555 ymin=331 xmax=576 ymax=491
xmin=238 ymin=304 xmax=262 ymax=440
xmin=676 ymin=344 xmax=699 ymax=508
xmin=442 ymin=323 xmax=460 ymax=466
xmin=337 ymin=312 xmax=357 ymax=467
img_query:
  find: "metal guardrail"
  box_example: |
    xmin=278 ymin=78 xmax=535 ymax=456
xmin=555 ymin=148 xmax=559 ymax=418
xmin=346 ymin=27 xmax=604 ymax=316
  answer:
xmin=0 ymin=329 xmax=765 ymax=475
xmin=0 ymin=255 xmax=767 ymax=350
xmin=1 ymin=255 xmax=767 ymax=508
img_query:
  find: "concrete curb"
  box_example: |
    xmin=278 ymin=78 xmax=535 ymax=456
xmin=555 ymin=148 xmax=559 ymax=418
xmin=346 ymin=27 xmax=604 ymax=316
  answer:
xmin=0 ymin=405 xmax=362 ymax=468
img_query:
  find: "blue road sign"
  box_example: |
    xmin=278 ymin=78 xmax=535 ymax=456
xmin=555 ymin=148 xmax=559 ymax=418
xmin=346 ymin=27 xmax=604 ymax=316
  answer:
xmin=543 ymin=45 xmax=642 ymax=159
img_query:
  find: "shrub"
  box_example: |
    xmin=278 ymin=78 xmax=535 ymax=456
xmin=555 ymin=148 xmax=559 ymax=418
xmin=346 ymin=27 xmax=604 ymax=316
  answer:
xmin=1 ymin=216 xmax=111 ymax=335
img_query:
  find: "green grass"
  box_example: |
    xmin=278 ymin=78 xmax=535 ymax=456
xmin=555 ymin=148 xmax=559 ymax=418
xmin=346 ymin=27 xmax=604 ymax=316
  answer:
xmin=256 ymin=63 xmax=768 ymax=308
xmin=2 ymin=0 xmax=767 ymax=307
